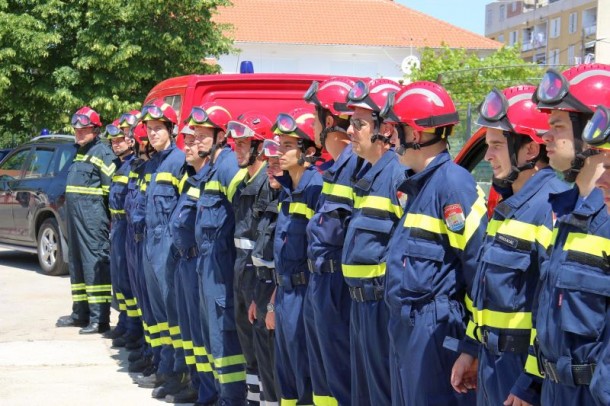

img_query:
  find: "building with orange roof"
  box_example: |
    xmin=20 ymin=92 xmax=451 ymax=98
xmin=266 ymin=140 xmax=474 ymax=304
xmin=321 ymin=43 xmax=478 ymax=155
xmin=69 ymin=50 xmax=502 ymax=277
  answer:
xmin=213 ymin=0 xmax=502 ymax=79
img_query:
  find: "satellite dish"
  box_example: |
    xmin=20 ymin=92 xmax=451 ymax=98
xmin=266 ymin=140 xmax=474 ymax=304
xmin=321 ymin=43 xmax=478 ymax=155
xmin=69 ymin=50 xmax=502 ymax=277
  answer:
xmin=401 ymin=55 xmax=420 ymax=75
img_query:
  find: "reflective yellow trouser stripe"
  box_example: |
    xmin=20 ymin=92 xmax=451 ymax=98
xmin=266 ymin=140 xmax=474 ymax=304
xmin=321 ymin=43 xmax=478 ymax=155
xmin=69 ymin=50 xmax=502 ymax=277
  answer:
xmin=312 ymin=395 xmax=338 ymax=406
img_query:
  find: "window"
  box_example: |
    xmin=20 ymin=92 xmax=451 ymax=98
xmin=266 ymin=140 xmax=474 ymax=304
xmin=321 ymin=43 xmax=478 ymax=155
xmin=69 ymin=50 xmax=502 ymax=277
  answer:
xmin=164 ymin=95 xmax=182 ymax=123
xmin=550 ymin=17 xmax=561 ymax=38
xmin=499 ymin=5 xmax=506 ymax=22
xmin=24 ymin=148 xmax=54 ymax=179
xmin=498 ymin=34 xmax=505 ymax=43
xmin=549 ymin=48 xmax=560 ymax=65
xmin=569 ymin=12 xmax=578 ymax=34
xmin=509 ymin=31 xmax=518 ymax=46
xmin=0 ymin=149 xmax=30 ymax=181
xmin=568 ymin=45 xmax=575 ymax=64
xmin=486 ymin=8 xmax=493 ymax=27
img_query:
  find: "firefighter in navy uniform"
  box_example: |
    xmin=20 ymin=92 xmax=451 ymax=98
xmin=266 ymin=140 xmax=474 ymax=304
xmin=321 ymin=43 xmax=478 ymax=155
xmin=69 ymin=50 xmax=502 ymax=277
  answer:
xmin=134 ymin=100 xmax=189 ymax=397
xmin=191 ymin=103 xmax=248 ymax=406
xmin=57 ymin=106 xmax=117 ymax=334
xmin=588 ymin=116 xmax=610 ymax=406
xmin=167 ymin=124 xmax=217 ymax=405
xmin=272 ymin=107 xmax=322 ymax=405
xmin=249 ymin=137 xmax=282 ymax=406
xmin=527 ymin=64 xmax=610 ymax=406
xmin=302 ymin=77 xmax=356 ymax=406
xmin=228 ymin=112 xmax=276 ymax=405
xmin=340 ymin=79 xmax=403 ymax=406
xmin=450 ymin=86 xmax=567 ymax=406
xmin=106 ymin=118 xmax=144 ymax=348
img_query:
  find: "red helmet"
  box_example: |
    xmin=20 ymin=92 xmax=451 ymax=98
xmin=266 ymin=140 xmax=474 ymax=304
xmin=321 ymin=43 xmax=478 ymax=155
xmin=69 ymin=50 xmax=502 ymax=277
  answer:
xmin=273 ymin=107 xmax=316 ymax=143
xmin=132 ymin=123 xmax=148 ymax=144
xmin=106 ymin=119 xmax=122 ymax=139
xmin=346 ymin=79 xmax=401 ymax=112
xmin=141 ymin=100 xmax=177 ymax=124
xmin=478 ymin=85 xmax=549 ymax=143
xmin=535 ymin=63 xmax=610 ymax=114
xmin=227 ymin=111 xmax=273 ymax=142
xmin=71 ymin=106 xmax=102 ymax=128
xmin=304 ymin=77 xmax=355 ymax=116
xmin=118 ymin=110 xmax=141 ymax=129
xmin=385 ymin=81 xmax=459 ymax=132
xmin=185 ymin=103 xmax=232 ymax=132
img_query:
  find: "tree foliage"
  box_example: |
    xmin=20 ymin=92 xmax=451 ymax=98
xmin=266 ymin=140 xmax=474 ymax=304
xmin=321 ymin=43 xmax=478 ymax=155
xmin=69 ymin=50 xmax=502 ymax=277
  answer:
xmin=0 ymin=0 xmax=233 ymax=146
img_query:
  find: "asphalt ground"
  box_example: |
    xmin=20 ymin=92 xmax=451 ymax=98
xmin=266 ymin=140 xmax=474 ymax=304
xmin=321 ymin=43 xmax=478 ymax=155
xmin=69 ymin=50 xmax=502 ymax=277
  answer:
xmin=0 ymin=248 xmax=192 ymax=406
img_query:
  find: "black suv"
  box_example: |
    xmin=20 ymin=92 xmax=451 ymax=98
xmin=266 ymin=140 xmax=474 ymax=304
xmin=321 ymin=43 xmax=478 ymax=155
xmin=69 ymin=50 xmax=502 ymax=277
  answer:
xmin=0 ymin=135 xmax=77 ymax=275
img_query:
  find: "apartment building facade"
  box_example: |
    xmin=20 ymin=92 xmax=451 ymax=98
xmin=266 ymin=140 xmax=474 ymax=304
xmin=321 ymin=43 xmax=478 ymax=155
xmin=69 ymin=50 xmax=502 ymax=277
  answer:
xmin=485 ymin=0 xmax=609 ymax=65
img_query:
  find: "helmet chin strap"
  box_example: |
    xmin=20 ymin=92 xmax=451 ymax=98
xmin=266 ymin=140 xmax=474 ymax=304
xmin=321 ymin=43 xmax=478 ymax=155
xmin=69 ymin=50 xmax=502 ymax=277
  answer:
xmin=492 ymin=131 xmax=537 ymax=189
xmin=563 ymin=112 xmax=593 ymax=183
xmin=241 ymin=140 xmax=261 ymax=168
xmin=395 ymin=126 xmax=446 ymax=156
xmin=369 ymin=114 xmax=393 ymax=145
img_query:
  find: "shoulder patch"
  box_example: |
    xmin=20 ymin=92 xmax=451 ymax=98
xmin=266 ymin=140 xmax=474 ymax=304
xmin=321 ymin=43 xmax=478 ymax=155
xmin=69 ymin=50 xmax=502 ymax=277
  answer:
xmin=444 ymin=203 xmax=465 ymax=232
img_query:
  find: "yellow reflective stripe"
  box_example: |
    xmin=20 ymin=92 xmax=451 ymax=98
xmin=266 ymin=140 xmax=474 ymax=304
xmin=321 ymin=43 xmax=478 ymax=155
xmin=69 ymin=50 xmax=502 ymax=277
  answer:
xmin=524 ymin=328 xmax=543 ymax=377
xmin=161 ymin=336 xmax=172 ymax=345
xmin=194 ymin=346 xmax=209 ymax=356
xmin=205 ymin=180 xmax=223 ymax=193
xmin=110 ymin=208 xmax=125 ymax=215
xmin=118 ymin=303 xmax=127 ymax=311
xmin=281 ymin=399 xmax=298 ymax=406
xmin=66 ymin=185 xmax=105 ymax=195
xmin=404 ymin=213 xmax=445 ymax=233
xmin=342 ymin=262 xmax=386 ymax=278
xmin=217 ymin=370 xmax=246 ymax=384
xmin=148 ymin=324 xmax=161 ymax=334
xmin=112 ymin=175 xmax=128 ymax=184
xmin=196 ymin=362 xmax=214 ymax=373
xmin=183 ymin=341 xmax=194 ymax=351
xmin=322 ymin=182 xmax=354 ymax=203
xmin=89 ymin=156 xmax=116 ymax=177
xmin=185 ymin=355 xmax=196 ymax=365
xmin=550 ymin=227 xmax=558 ymax=246
xmin=140 ymin=183 xmax=147 ymax=192
xmin=125 ymin=298 xmax=137 ymax=306
xmin=563 ymin=232 xmax=610 ymax=257
xmin=187 ymin=186 xmax=200 ymax=199
xmin=312 ymin=395 xmax=338 ymax=406
xmin=354 ymin=195 xmax=403 ymax=218
xmin=116 ymin=292 xmax=125 ymax=300
xmin=487 ymin=219 xmax=553 ymax=249
xmin=126 ymin=309 xmax=139 ymax=317
xmin=128 ymin=171 xmax=138 ymax=178
xmin=150 ymin=337 xmax=163 ymax=347
xmin=214 ymin=354 xmax=246 ymax=368
xmin=172 ymin=339 xmax=184 ymax=348
xmin=86 ymin=285 xmax=112 ymax=292
xmin=72 ymin=294 xmax=88 ymax=301
xmin=71 ymin=283 xmax=86 ymax=289
xmin=169 ymin=326 xmax=181 ymax=335
xmin=178 ymin=173 xmax=189 ymax=194
xmin=227 ymin=168 xmax=248 ymax=202
xmin=157 ymin=322 xmax=169 ymax=332
xmin=289 ymin=202 xmax=315 ymax=220
xmin=155 ymin=172 xmax=180 ymax=187
xmin=88 ymin=296 xmax=112 ymax=303
xmin=465 ymin=319 xmax=480 ymax=341
xmin=471 ymin=306 xmax=532 ymax=330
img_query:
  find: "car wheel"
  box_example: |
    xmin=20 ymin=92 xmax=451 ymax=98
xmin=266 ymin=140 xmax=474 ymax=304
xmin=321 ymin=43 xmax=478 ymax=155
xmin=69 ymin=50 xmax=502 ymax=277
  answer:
xmin=37 ymin=218 xmax=68 ymax=276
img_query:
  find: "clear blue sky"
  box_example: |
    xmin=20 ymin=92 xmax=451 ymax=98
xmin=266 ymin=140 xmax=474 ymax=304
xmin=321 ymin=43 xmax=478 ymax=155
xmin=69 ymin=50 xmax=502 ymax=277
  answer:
xmin=397 ymin=0 xmax=491 ymax=35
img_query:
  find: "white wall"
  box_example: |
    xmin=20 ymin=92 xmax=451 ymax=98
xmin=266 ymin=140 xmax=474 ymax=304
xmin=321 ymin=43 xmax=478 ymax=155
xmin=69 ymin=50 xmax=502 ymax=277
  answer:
xmin=218 ymin=42 xmax=495 ymax=82
xmin=596 ymin=0 xmax=610 ymax=63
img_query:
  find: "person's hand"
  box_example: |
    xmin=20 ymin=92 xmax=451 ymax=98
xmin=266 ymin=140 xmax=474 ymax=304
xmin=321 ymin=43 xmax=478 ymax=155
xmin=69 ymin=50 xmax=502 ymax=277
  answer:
xmin=247 ymin=301 xmax=257 ymax=324
xmin=451 ymin=353 xmax=478 ymax=393
xmin=265 ymin=309 xmax=275 ymax=330
xmin=503 ymin=393 xmax=532 ymax=406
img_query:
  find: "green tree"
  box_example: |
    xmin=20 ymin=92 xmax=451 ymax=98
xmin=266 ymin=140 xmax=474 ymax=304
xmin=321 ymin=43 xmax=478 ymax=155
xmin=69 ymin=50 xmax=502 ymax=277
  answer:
xmin=409 ymin=44 xmax=552 ymax=150
xmin=0 ymin=0 xmax=233 ymax=147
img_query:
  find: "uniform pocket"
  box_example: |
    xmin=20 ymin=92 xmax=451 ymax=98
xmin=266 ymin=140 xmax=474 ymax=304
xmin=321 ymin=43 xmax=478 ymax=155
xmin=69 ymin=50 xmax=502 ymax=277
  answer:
xmin=198 ymin=194 xmax=226 ymax=231
xmin=152 ymin=185 xmax=177 ymax=222
xmin=345 ymin=216 xmax=393 ymax=264
xmin=401 ymin=240 xmax=445 ymax=294
xmin=281 ymin=218 xmax=309 ymax=261
xmin=308 ymin=202 xmax=349 ymax=249
xmin=482 ymin=246 xmax=531 ymax=310
xmin=556 ymin=264 xmax=610 ymax=338
xmin=215 ymin=296 xmax=236 ymax=331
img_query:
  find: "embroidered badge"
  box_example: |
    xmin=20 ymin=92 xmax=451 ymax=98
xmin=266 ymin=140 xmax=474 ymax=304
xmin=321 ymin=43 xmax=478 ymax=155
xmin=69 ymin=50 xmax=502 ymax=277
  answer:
xmin=444 ymin=204 xmax=466 ymax=232
xmin=397 ymin=191 xmax=408 ymax=210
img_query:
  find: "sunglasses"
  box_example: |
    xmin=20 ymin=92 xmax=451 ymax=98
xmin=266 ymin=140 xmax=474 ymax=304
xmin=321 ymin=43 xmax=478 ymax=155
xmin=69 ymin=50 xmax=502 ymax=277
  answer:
xmin=583 ymin=106 xmax=610 ymax=148
xmin=349 ymin=117 xmax=369 ymax=131
xmin=227 ymin=121 xmax=256 ymax=139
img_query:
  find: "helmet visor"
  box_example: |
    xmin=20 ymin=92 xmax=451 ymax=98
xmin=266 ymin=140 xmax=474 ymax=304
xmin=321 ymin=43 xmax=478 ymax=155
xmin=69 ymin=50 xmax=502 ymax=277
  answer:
xmin=583 ymin=106 xmax=610 ymax=147
xmin=119 ymin=113 xmax=138 ymax=128
xmin=262 ymin=138 xmax=280 ymax=158
xmin=141 ymin=105 xmax=165 ymax=121
xmin=106 ymin=124 xmax=122 ymax=137
xmin=273 ymin=113 xmax=310 ymax=140
xmin=478 ymin=89 xmax=514 ymax=132
xmin=186 ymin=107 xmax=218 ymax=127
xmin=348 ymin=81 xmax=369 ymax=102
xmin=304 ymin=81 xmax=320 ymax=105
xmin=227 ymin=121 xmax=256 ymax=139
xmin=71 ymin=114 xmax=93 ymax=128
xmin=536 ymin=69 xmax=569 ymax=104
xmin=379 ymin=92 xmax=400 ymax=123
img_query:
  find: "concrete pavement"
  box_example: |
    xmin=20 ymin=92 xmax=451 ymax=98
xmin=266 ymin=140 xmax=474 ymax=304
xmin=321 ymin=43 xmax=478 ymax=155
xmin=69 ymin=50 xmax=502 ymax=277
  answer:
xmin=0 ymin=248 xmax=188 ymax=406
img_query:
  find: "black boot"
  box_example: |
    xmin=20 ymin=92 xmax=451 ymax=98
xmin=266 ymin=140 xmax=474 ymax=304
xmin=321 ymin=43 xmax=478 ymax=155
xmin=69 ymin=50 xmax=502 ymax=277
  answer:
xmin=129 ymin=355 xmax=152 ymax=373
xmin=56 ymin=315 xmax=88 ymax=328
xmin=79 ymin=322 xmax=110 ymax=334
xmin=151 ymin=372 xmax=189 ymax=398
xmin=165 ymin=383 xmax=198 ymax=403
xmin=136 ymin=372 xmax=166 ymax=388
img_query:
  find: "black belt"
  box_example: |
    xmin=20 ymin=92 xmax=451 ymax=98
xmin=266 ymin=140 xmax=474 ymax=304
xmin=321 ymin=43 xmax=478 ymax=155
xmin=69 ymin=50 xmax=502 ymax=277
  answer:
xmin=111 ymin=213 xmax=127 ymax=221
xmin=307 ymin=258 xmax=340 ymax=274
xmin=256 ymin=267 xmax=275 ymax=282
xmin=540 ymin=356 xmax=595 ymax=386
xmin=178 ymin=246 xmax=198 ymax=259
xmin=275 ymin=271 xmax=308 ymax=289
xmin=349 ymin=285 xmax=384 ymax=302
xmin=480 ymin=328 xmax=530 ymax=354
xmin=134 ymin=233 xmax=144 ymax=242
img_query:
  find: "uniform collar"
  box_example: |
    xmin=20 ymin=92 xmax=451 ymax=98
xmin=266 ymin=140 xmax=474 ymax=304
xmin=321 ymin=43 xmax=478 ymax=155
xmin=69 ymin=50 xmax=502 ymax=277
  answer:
xmin=400 ymin=150 xmax=451 ymax=195
xmin=240 ymin=163 xmax=268 ymax=195
xmin=354 ymin=149 xmax=396 ymax=192
xmin=152 ymin=142 xmax=176 ymax=162
xmin=494 ymin=167 xmax=557 ymax=218
xmin=550 ymin=187 xmax=606 ymax=230
xmin=323 ymin=144 xmax=353 ymax=182
xmin=77 ymin=136 xmax=99 ymax=153
xmin=277 ymin=165 xmax=318 ymax=196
